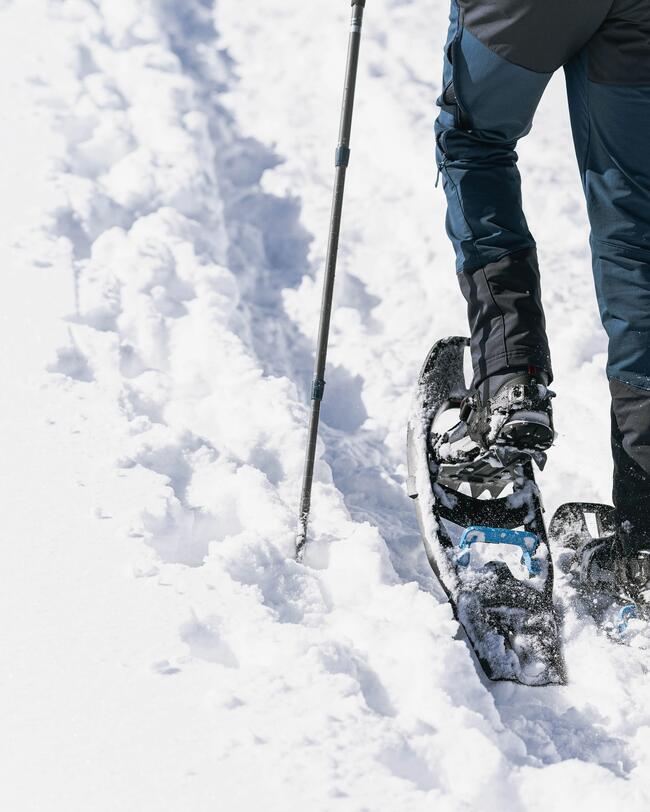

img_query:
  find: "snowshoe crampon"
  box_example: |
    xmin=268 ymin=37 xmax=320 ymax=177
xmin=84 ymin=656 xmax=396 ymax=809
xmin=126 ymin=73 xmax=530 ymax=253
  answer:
xmin=407 ymin=337 xmax=566 ymax=685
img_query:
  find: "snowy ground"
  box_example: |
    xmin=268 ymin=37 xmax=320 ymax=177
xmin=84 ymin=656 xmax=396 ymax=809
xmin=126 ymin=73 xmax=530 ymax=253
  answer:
xmin=2 ymin=0 xmax=650 ymax=809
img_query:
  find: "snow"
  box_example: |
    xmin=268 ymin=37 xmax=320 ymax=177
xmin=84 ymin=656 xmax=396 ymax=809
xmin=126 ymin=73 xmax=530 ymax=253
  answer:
xmin=1 ymin=0 xmax=650 ymax=809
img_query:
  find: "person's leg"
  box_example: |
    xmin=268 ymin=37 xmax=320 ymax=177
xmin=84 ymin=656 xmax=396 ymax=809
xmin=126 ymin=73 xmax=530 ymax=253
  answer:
xmin=564 ymin=2 xmax=650 ymax=549
xmin=436 ymin=0 xmax=609 ymax=391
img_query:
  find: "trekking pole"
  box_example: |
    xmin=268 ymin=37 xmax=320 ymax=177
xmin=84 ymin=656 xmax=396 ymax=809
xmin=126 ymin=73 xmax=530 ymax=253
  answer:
xmin=296 ymin=0 xmax=366 ymax=559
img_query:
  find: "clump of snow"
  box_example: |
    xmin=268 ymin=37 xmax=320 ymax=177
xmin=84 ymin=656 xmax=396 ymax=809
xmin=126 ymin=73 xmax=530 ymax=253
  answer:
xmin=1 ymin=0 xmax=649 ymax=809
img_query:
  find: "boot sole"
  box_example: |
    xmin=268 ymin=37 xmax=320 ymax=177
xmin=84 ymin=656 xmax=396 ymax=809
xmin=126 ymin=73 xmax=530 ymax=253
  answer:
xmin=498 ymin=419 xmax=555 ymax=452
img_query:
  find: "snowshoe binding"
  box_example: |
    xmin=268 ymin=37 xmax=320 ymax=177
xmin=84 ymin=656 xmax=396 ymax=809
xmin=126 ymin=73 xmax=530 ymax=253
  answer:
xmin=407 ymin=337 xmax=565 ymax=686
xmin=434 ymin=369 xmax=554 ymax=467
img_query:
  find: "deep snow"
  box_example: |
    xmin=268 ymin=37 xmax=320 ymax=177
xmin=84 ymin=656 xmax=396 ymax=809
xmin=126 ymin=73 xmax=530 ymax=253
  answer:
xmin=2 ymin=0 xmax=650 ymax=809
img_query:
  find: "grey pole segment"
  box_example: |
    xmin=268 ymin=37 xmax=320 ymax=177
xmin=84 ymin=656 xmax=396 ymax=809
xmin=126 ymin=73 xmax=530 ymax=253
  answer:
xmin=296 ymin=0 xmax=366 ymax=559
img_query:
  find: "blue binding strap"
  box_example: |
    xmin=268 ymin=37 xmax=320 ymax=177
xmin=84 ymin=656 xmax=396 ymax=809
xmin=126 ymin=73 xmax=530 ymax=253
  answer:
xmin=457 ymin=526 xmax=542 ymax=576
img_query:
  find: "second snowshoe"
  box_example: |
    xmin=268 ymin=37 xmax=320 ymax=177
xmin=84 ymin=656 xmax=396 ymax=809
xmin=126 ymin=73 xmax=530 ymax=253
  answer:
xmin=549 ymin=501 xmax=650 ymax=635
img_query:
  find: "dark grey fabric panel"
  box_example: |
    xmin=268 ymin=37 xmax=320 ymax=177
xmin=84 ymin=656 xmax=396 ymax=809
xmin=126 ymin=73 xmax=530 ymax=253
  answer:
xmin=589 ymin=0 xmax=650 ymax=85
xmin=610 ymin=378 xmax=650 ymax=548
xmin=457 ymin=247 xmax=552 ymax=388
xmin=458 ymin=0 xmax=611 ymax=73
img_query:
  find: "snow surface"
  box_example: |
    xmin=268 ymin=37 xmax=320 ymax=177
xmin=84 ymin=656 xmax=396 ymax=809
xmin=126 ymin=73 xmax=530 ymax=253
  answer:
xmin=2 ymin=0 xmax=650 ymax=809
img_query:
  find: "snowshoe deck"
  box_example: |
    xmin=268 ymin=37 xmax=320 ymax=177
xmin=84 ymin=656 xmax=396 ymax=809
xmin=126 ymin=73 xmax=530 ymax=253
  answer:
xmin=407 ymin=336 xmax=566 ymax=686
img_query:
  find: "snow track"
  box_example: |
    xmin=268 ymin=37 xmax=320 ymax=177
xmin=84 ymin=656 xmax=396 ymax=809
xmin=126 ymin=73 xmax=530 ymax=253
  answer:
xmin=2 ymin=0 xmax=650 ymax=809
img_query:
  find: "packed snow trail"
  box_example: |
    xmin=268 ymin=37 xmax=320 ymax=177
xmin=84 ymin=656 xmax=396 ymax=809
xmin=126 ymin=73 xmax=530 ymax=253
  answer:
xmin=2 ymin=0 xmax=650 ymax=809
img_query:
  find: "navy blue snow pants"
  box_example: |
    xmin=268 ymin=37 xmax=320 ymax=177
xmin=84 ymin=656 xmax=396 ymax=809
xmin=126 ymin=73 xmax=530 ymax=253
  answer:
xmin=435 ymin=0 xmax=650 ymax=544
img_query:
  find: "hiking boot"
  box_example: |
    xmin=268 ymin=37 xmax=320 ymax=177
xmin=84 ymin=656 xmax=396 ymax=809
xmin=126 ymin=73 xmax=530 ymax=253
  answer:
xmin=461 ymin=370 xmax=555 ymax=452
xmin=435 ymin=370 xmax=555 ymax=464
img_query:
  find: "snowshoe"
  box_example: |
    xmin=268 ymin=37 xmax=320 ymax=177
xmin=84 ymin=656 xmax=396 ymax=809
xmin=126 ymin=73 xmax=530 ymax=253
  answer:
xmin=407 ymin=336 xmax=565 ymax=686
xmin=549 ymin=502 xmax=650 ymax=636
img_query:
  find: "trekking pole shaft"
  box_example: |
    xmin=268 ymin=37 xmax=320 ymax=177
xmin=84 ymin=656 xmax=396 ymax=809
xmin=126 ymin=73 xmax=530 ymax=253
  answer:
xmin=296 ymin=0 xmax=366 ymax=558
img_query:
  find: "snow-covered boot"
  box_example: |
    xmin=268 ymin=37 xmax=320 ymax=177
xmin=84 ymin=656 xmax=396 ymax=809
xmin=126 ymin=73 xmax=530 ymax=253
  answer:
xmin=435 ymin=370 xmax=555 ymax=463
xmin=463 ymin=370 xmax=555 ymax=451
xmin=433 ymin=371 xmax=555 ymax=463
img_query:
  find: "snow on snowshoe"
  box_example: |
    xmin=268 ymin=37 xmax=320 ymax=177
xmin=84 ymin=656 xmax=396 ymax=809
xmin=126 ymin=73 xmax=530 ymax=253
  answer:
xmin=407 ymin=336 xmax=565 ymax=685
xmin=549 ymin=502 xmax=650 ymax=637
